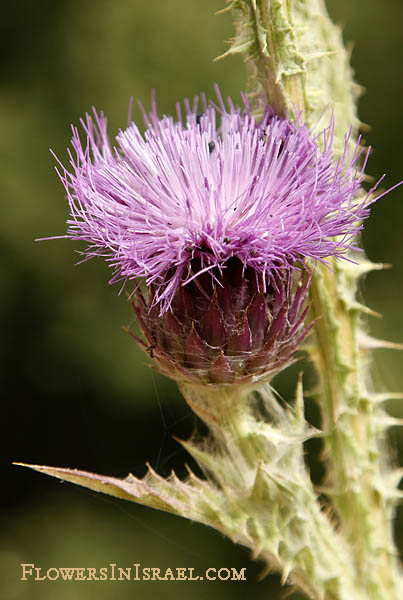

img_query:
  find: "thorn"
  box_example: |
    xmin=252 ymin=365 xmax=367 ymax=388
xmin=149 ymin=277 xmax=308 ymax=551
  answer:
xmin=215 ymin=5 xmax=233 ymax=15
xmin=374 ymin=415 xmax=403 ymax=428
xmin=183 ymin=463 xmax=197 ymax=477
xmin=257 ymin=561 xmax=272 ymax=581
xmin=358 ymin=332 xmax=403 ymax=351
xmin=122 ymin=326 xmax=147 ymax=348
xmin=213 ymin=50 xmax=231 ymax=62
xmin=358 ymin=120 xmax=372 ymax=132
xmin=368 ymin=392 xmax=403 ymax=404
xmin=346 ymin=260 xmax=391 ymax=277
xmin=351 ymin=302 xmax=382 ymax=318
xmin=295 ymin=371 xmax=305 ymax=424
xmin=214 ymin=40 xmax=254 ymax=61
xmin=172 ymin=434 xmax=185 ymax=446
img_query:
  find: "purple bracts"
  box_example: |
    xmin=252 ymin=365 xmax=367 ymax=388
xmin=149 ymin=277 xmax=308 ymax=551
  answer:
xmin=56 ymin=89 xmax=374 ymax=314
xmin=128 ymin=258 xmax=313 ymax=385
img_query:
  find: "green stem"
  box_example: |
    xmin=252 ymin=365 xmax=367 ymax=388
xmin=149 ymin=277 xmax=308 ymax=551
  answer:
xmin=180 ymin=382 xmax=369 ymax=600
xmin=309 ymin=262 xmax=402 ymax=599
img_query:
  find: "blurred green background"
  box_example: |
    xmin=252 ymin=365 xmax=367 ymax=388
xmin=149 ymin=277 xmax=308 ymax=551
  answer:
xmin=2 ymin=1 xmax=402 ymax=599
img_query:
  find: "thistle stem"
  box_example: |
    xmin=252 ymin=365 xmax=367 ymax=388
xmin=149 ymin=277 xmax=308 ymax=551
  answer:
xmin=180 ymin=382 xmax=370 ymax=600
xmin=309 ymin=262 xmax=402 ymax=599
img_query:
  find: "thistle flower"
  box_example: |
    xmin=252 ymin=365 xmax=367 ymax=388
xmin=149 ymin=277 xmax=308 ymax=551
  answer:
xmin=54 ymin=88 xmax=377 ymax=384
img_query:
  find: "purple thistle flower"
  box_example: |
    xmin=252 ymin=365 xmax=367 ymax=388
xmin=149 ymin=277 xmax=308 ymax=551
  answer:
xmin=52 ymin=88 xmax=383 ymax=384
xmin=55 ymin=89 xmax=375 ymax=310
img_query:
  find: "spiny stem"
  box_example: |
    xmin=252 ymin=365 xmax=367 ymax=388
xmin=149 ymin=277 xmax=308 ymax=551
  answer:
xmin=179 ymin=383 xmax=368 ymax=600
xmin=309 ymin=261 xmax=402 ymax=599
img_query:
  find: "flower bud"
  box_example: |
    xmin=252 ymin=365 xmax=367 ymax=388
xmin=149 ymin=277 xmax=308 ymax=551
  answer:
xmin=130 ymin=258 xmax=311 ymax=385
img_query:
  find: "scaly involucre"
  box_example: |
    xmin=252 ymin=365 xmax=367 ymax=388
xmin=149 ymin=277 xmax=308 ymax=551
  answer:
xmin=55 ymin=88 xmax=376 ymax=312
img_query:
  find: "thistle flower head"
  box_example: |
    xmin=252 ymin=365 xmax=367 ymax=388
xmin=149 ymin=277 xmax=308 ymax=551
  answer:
xmin=54 ymin=88 xmax=377 ymax=384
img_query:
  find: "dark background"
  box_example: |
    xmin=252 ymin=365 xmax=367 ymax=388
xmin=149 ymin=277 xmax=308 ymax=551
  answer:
xmin=1 ymin=1 xmax=402 ymax=598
